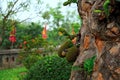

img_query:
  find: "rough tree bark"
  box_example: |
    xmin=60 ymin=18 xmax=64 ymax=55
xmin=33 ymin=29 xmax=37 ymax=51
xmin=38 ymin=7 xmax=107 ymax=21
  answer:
xmin=70 ymin=0 xmax=120 ymax=80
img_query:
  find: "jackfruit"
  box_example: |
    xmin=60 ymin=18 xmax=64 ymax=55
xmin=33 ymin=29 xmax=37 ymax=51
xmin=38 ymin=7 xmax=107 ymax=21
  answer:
xmin=58 ymin=39 xmax=73 ymax=58
xmin=66 ymin=46 xmax=79 ymax=62
xmin=61 ymin=51 xmax=66 ymax=57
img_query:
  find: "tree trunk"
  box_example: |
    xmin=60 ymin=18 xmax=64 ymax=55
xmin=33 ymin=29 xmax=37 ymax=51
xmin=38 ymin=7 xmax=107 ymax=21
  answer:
xmin=70 ymin=0 xmax=120 ymax=80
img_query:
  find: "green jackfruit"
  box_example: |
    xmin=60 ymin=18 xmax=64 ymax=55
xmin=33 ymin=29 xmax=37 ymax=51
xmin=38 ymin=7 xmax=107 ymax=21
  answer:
xmin=66 ymin=46 xmax=79 ymax=62
xmin=58 ymin=39 xmax=73 ymax=58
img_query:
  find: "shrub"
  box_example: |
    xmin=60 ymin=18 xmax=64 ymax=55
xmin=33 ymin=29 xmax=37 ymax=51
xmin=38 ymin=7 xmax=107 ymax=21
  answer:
xmin=24 ymin=55 xmax=73 ymax=80
xmin=23 ymin=54 xmax=42 ymax=69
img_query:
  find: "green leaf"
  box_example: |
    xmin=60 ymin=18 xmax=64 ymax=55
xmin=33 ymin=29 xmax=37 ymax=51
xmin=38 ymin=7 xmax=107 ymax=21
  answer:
xmin=63 ymin=0 xmax=77 ymax=6
xmin=94 ymin=10 xmax=102 ymax=13
xmin=71 ymin=0 xmax=77 ymax=3
xmin=103 ymin=0 xmax=110 ymax=17
xmin=83 ymin=56 xmax=96 ymax=74
xmin=63 ymin=1 xmax=71 ymax=6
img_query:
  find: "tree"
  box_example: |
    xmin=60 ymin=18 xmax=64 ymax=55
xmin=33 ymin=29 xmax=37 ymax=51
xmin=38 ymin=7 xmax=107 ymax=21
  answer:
xmin=42 ymin=2 xmax=64 ymax=28
xmin=68 ymin=0 xmax=120 ymax=80
xmin=0 ymin=0 xmax=30 ymax=46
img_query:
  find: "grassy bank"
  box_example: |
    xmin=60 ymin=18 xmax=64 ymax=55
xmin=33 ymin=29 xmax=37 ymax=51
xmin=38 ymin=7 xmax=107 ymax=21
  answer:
xmin=0 ymin=67 xmax=27 ymax=80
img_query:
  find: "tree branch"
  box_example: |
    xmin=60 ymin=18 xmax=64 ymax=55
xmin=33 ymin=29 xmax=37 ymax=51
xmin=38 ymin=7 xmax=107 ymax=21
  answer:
xmin=4 ymin=0 xmax=19 ymax=20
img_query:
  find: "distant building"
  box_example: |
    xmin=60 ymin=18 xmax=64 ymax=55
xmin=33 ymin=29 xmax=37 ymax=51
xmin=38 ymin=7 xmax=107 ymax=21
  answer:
xmin=0 ymin=49 xmax=20 ymax=69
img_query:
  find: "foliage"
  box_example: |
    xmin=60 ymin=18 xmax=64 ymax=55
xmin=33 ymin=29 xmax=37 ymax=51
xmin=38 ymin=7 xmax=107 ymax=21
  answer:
xmin=49 ymin=8 xmax=64 ymax=27
xmin=47 ymin=22 xmax=80 ymax=47
xmin=71 ymin=56 xmax=96 ymax=75
xmin=0 ymin=0 xmax=81 ymax=49
xmin=83 ymin=56 xmax=96 ymax=74
xmin=58 ymin=27 xmax=77 ymax=40
xmin=103 ymin=0 xmax=110 ymax=17
xmin=0 ymin=19 xmax=15 ymax=49
xmin=42 ymin=11 xmax=50 ymax=20
xmin=19 ymin=35 xmax=48 ymax=70
xmin=0 ymin=67 xmax=27 ymax=80
xmin=22 ymin=36 xmax=48 ymax=50
xmin=43 ymin=3 xmax=64 ymax=28
xmin=41 ymin=2 xmax=80 ymax=29
xmin=71 ymin=22 xmax=80 ymax=33
xmin=63 ymin=0 xmax=77 ymax=6
xmin=47 ymin=27 xmax=66 ymax=46
xmin=0 ymin=22 xmax=43 ymax=49
xmin=16 ymin=22 xmax=49 ymax=70
xmin=58 ymin=27 xmax=70 ymax=36
xmin=0 ymin=0 xmax=31 ymax=39
xmin=94 ymin=0 xmax=111 ymax=18
xmin=24 ymin=55 xmax=73 ymax=80
xmin=22 ymin=54 xmax=42 ymax=69
xmin=94 ymin=10 xmax=102 ymax=13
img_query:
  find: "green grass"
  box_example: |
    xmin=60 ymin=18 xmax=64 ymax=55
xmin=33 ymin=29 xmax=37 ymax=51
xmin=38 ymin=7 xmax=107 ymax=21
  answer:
xmin=0 ymin=67 xmax=27 ymax=80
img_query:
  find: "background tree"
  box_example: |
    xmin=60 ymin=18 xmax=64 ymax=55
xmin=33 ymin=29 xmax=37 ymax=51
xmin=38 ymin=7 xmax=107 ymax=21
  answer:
xmin=0 ymin=0 xmax=31 ymax=46
xmin=42 ymin=2 xmax=64 ymax=28
xmin=66 ymin=0 xmax=120 ymax=80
